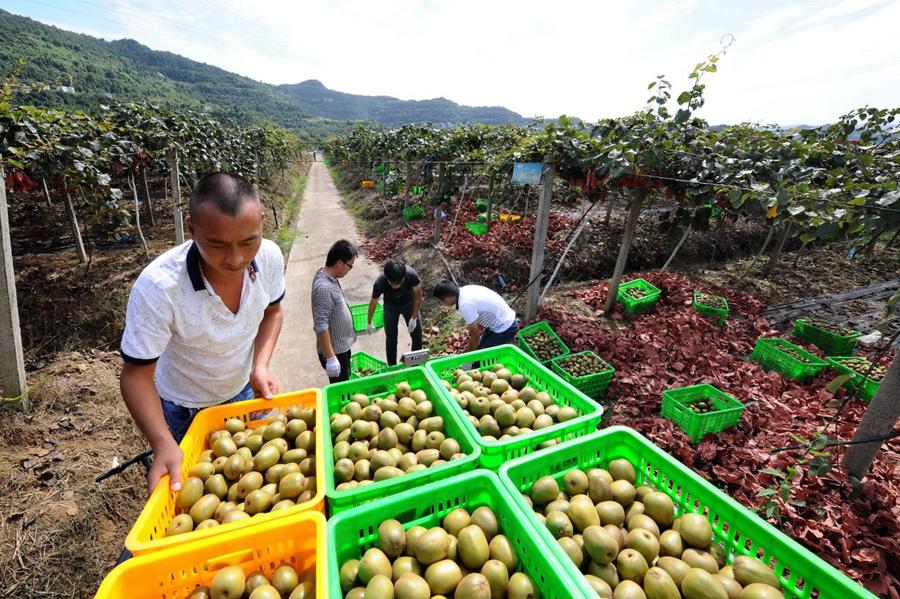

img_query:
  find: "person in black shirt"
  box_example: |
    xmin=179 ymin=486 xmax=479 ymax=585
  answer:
xmin=367 ymin=259 xmax=424 ymax=365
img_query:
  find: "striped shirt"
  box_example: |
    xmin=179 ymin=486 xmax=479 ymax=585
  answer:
xmin=457 ymin=285 xmax=517 ymax=333
xmin=311 ymin=269 xmax=357 ymax=355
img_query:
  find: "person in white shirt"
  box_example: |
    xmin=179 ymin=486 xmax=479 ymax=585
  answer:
xmin=433 ymin=279 xmax=519 ymax=353
xmin=119 ymin=172 xmax=285 ymax=494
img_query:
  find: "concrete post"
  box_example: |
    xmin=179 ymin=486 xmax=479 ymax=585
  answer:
xmin=0 ymin=167 xmax=28 ymax=406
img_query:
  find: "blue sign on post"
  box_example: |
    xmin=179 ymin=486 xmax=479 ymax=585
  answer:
xmin=511 ymin=162 xmax=543 ymax=185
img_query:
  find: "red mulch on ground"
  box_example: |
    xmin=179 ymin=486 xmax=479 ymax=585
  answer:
xmin=538 ymin=271 xmax=899 ymax=597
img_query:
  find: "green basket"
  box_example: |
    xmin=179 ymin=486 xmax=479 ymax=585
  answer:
xmin=826 ymin=356 xmax=881 ymax=403
xmin=498 ymin=427 xmax=876 ymax=599
xmin=402 ymin=205 xmax=423 ymax=221
xmin=692 ymin=290 xmax=729 ymax=326
xmin=464 ymin=221 xmax=489 ymax=235
xmin=749 ymin=337 xmax=828 ymax=381
xmin=349 ymin=351 xmax=387 ymax=379
xmin=425 ymin=345 xmax=602 ymax=471
xmin=475 ymin=197 xmax=489 ymax=211
xmin=321 ymin=367 xmax=480 ymax=514
xmin=660 ymin=383 xmax=745 ymax=443
xmin=616 ymin=278 xmax=662 ymax=313
xmin=326 ymin=471 xmax=573 ymax=599
xmin=412 ymin=185 xmax=425 ymax=196
xmin=549 ymin=351 xmax=615 ymax=399
xmin=793 ymin=318 xmax=860 ymax=356
xmin=516 ymin=320 xmax=571 ymax=364
xmin=349 ymin=302 xmax=383 ymax=333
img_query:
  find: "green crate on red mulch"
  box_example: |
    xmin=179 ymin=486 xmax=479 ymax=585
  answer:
xmin=326 ymin=471 xmax=572 ymax=599
xmin=321 ymin=367 xmax=480 ymax=514
xmin=349 ymin=351 xmax=387 ymax=379
xmin=616 ymin=278 xmax=661 ymax=313
xmin=475 ymin=197 xmax=489 ymax=211
xmin=693 ymin=290 xmax=729 ymax=325
xmin=426 ymin=344 xmax=602 ymax=471
xmin=498 ymin=427 xmax=876 ymax=599
xmin=749 ymin=337 xmax=828 ymax=380
xmin=348 ymin=302 xmax=383 ymax=333
xmin=402 ymin=205 xmax=423 ymax=221
xmin=793 ymin=318 xmax=860 ymax=356
xmin=550 ymin=351 xmax=614 ymax=398
xmin=516 ymin=320 xmax=570 ymax=364
xmin=827 ymin=356 xmax=881 ymax=403
xmin=660 ymin=384 xmax=744 ymax=443
xmin=464 ymin=221 xmax=488 ymax=235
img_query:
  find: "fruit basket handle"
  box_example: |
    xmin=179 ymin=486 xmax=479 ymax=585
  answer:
xmin=206 ymin=548 xmax=255 ymax=570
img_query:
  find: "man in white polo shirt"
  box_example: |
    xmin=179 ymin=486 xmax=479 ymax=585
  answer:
xmin=119 ymin=172 xmax=285 ymax=493
xmin=433 ymin=279 xmax=519 ymax=352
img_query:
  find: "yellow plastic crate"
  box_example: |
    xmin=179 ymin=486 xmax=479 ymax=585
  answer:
xmin=125 ymin=389 xmax=325 ymax=556
xmin=97 ymin=511 xmax=325 ymax=599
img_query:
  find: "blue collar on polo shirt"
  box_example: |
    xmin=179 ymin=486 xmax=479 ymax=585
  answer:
xmin=186 ymin=242 xmax=259 ymax=292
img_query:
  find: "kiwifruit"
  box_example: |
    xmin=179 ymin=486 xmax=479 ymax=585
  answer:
xmin=470 ymin=506 xmax=499 ymax=541
xmin=270 ymin=564 xmax=298 ymax=597
xmin=210 ymin=565 xmax=245 ymax=599
xmin=732 ymin=556 xmax=780 ymax=589
xmin=682 ymin=548 xmax=719 ymax=573
xmin=378 ymin=519 xmax=407 ymax=559
xmin=738 ymin=583 xmax=785 ymax=599
xmin=424 ymin=559 xmax=462 ymax=595
xmin=617 ymin=548 xmax=649 ymax=584
xmin=394 ymin=573 xmax=430 ymax=599
xmin=583 ymin=525 xmax=619 ymax=565
xmin=488 ymin=535 xmax=518 ymax=571
xmin=643 ymin=566 xmax=680 ymax=599
xmin=679 ymin=513 xmax=713 ymax=549
xmin=358 ymin=548 xmax=392 ymax=584
xmin=481 ymin=560 xmax=509 ymax=599
xmin=507 ymin=572 xmax=536 ymax=599
xmin=166 ymin=513 xmax=194 ymax=536
xmin=608 ymin=459 xmax=637 ymax=483
xmin=414 ymin=528 xmax=450 ymax=565
xmin=177 ymin=477 xmax=205 ymax=510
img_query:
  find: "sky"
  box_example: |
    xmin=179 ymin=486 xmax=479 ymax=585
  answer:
xmin=4 ymin=0 xmax=899 ymax=125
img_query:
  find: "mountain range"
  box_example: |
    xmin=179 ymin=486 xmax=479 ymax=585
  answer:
xmin=0 ymin=9 xmax=530 ymax=139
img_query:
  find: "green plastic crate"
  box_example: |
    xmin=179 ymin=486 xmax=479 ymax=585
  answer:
xmin=402 ymin=205 xmax=423 ymax=221
xmin=616 ymin=278 xmax=662 ymax=313
xmin=498 ymin=427 xmax=876 ymax=599
xmin=827 ymin=356 xmax=881 ymax=403
xmin=794 ymin=318 xmax=860 ymax=356
xmin=693 ymin=290 xmax=729 ymax=325
xmin=321 ymin=367 xmax=480 ymax=514
xmin=660 ymin=383 xmax=745 ymax=443
xmin=517 ymin=320 xmax=571 ymax=364
xmin=425 ymin=345 xmax=602 ymax=471
xmin=349 ymin=351 xmax=387 ymax=379
xmin=348 ymin=302 xmax=383 ymax=333
xmin=464 ymin=221 xmax=488 ymax=235
xmin=749 ymin=337 xmax=828 ymax=380
xmin=549 ymin=351 xmax=615 ymax=399
xmin=475 ymin=197 xmax=489 ymax=211
xmin=326 ymin=471 xmax=574 ymax=599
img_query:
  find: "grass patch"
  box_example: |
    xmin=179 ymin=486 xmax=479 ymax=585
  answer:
xmin=265 ymin=166 xmax=308 ymax=256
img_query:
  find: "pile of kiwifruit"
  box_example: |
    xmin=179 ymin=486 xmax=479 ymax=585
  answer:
xmin=804 ymin=317 xmax=855 ymax=336
xmin=687 ymin=399 xmax=717 ymax=415
xmin=522 ymin=461 xmax=787 ymax=598
xmin=625 ymin=287 xmax=648 ymax=300
xmin=835 ymin=358 xmax=886 ymax=381
xmin=338 ymin=507 xmax=538 ymax=599
xmin=188 ymin=563 xmax=313 ymax=599
xmin=779 ymin=346 xmax=813 ymax=364
xmin=556 ymin=353 xmax=611 ymax=378
xmin=441 ymin=364 xmax=578 ymax=442
xmin=522 ymin=329 xmax=566 ymax=361
xmin=329 ymin=381 xmax=468 ymax=490
xmin=167 ymin=408 xmax=317 ymax=536
xmin=695 ymin=292 xmax=727 ymax=309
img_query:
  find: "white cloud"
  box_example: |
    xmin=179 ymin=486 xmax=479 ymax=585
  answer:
xmin=24 ymin=0 xmax=900 ymax=124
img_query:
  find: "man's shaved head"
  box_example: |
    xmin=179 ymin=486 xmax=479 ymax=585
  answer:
xmin=189 ymin=172 xmax=260 ymax=218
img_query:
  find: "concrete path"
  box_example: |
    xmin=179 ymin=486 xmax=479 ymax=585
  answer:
xmin=269 ymin=163 xmax=412 ymax=391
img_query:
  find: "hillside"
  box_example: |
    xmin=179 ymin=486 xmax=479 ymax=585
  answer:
xmin=0 ymin=9 xmax=529 ymax=136
xmin=278 ymin=79 xmax=530 ymax=126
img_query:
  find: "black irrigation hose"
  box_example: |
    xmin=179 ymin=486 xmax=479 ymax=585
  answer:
xmin=771 ymin=430 xmax=900 ymax=454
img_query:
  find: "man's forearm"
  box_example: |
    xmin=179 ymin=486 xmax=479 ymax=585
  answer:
xmin=412 ymin=286 xmax=422 ymax=318
xmin=367 ymin=298 xmax=378 ymax=323
xmin=253 ymin=304 xmax=283 ymax=368
xmin=466 ymin=326 xmax=480 ymax=352
xmin=316 ymin=329 xmax=335 ymax=357
xmin=120 ymin=364 xmax=173 ymax=450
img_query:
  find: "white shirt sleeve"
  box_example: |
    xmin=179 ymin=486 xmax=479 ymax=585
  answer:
xmin=262 ymin=240 xmax=286 ymax=304
xmin=458 ymin=300 xmax=479 ymax=326
xmin=120 ymin=278 xmax=174 ymax=363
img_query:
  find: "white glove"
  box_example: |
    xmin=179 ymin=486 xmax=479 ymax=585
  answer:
xmin=407 ymin=318 xmax=418 ymax=334
xmin=325 ymin=355 xmax=341 ymax=378
xmin=366 ymin=323 xmax=376 ymax=335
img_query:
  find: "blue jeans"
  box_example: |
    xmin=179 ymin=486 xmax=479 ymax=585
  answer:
xmin=479 ymin=320 xmax=519 ymax=349
xmin=161 ymin=382 xmax=255 ymax=442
